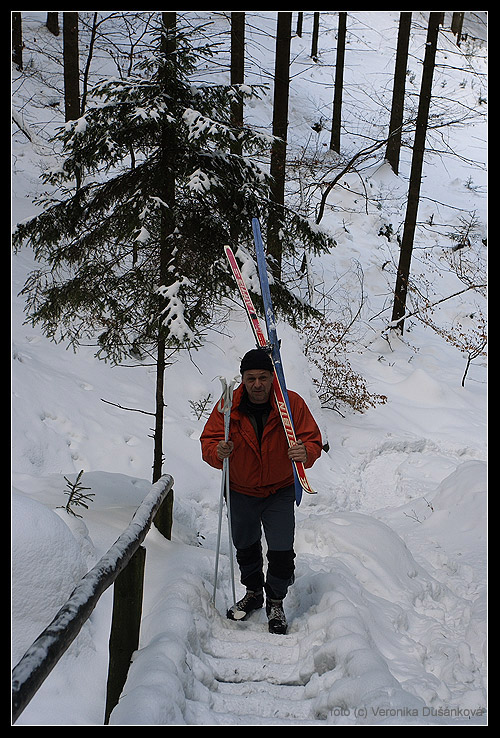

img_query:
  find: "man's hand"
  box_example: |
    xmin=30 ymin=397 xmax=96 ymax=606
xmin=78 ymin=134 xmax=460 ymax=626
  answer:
xmin=217 ymin=440 xmax=234 ymax=460
xmin=288 ymin=439 xmax=307 ymax=463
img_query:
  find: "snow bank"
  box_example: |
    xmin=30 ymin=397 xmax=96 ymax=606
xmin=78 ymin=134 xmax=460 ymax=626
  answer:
xmin=293 ymin=476 xmax=487 ymax=723
xmin=422 ymin=460 xmax=487 ymax=551
xmin=12 ymin=491 xmax=88 ymax=664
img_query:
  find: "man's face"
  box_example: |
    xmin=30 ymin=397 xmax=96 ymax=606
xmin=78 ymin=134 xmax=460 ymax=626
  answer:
xmin=242 ymin=369 xmax=273 ymax=404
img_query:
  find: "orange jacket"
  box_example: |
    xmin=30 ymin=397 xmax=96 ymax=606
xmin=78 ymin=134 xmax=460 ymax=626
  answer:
xmin=200 ymin=384 xmax=322 ymax=497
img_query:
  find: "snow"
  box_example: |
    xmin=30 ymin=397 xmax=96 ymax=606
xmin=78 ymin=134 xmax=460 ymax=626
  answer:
xmin=12 ymin=11 xmax=486 ymax=726
xmin=158 ymin=278 xmax=197 ymax=342
xmin=12 ymin=492 xmax=88 ymax=662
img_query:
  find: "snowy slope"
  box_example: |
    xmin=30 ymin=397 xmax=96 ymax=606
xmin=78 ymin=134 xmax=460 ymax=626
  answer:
xmin=12 ymin=11 xmax=487 ymax=726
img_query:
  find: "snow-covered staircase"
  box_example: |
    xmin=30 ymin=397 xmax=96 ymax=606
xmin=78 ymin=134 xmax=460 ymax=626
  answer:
xmin=186 ymin=617 xmax=320 ymax=725
xmin=204 ymin=682 xmax=314 ymax=724
xmin=108 ymin=501 xmax=487 ymax=726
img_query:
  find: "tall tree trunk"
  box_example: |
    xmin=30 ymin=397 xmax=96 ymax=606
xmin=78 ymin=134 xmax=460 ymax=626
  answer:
xmin=81 ymin=12 xmax=99 ymax=115
xmin=153 ymin=12 xmax=177 ymax=485
xmin=451 ymin=12 xmax=464 ymax=46
xmin=391 ymin=12 xmax=442 ymax=334
xmin=268 ymin=11 xmax=292 ymax=279
xmin=12 ymin=12 xmax=23 ymax=69
xmin=230 ymin=12 xmax=245 ymax=242
xmin=311 ymin=12 xmax=319 ymax=60
xmin=385 ymin=12 xmax=412 ymax=175
xmin=230 ymin=12 xmax=245 ymax=157
xmin=329 ymin=12 xmax=347 ymax=154
xmin=63 ymin=12 xmax=80 ymax=121
xmin=46 ymin=12 xmax=60 ymax=36
xmin=296 ymin=12 xmax=303 ymax=38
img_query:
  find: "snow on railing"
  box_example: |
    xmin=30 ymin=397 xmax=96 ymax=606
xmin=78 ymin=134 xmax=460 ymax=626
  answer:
xmin=12 ymin=474 xmax=174 ymax=725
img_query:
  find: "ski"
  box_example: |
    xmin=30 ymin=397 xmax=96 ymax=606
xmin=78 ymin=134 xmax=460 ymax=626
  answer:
xmin=252 ymin=218 xmax=287 ymax=388
xmin=224 ymin=244 xmax=316 ymax=502
xmin=251 ymin=217 xmax=305 ymax=504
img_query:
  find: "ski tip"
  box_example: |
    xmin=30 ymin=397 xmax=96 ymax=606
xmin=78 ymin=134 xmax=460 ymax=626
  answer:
xmin=251 ymin=218 xmax=263 ymax=241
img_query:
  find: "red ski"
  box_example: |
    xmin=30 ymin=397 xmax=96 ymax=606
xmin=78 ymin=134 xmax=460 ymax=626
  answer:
xmin=224 ymin=245 xmax=316 ymax=495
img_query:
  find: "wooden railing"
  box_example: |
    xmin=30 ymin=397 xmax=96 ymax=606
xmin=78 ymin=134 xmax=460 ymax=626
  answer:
xmin=12 ymin=474 xmax=174 ymax=725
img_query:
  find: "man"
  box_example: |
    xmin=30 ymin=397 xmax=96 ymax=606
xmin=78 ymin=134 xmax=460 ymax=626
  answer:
xmin=201 ymin=348 xmax=322 ymax=634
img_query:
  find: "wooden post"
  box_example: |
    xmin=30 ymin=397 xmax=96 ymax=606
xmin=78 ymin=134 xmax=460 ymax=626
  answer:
xmin=104 ymin=545 xmax=146 ymax=724
xmin=153 ymin=485 xmax=174 ymax=540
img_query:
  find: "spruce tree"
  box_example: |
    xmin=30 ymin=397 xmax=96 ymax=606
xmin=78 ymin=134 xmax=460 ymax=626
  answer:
xmin=16 ymin=20 xmax=260 ymax=359
xmin=13 ymin=14 xmax=334 ymax=479
xmin=15 ymin=16 xmax=331 ymax=361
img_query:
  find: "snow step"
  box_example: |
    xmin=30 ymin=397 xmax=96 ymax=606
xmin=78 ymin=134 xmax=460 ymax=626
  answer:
xmin=204 ymin=651 xmax=303 ymax=686
xmin=204 ymin=633 xmax=300 ymax=665
xmin=189 ymin=681 xmax=317 ymax=725
xmin=211 ymin=691 xmax=312 ymax=722
xmin=188 ymin=615 xmax=321 ymax=724
xmin=203 ymin=627 xmax=304 ymax=685
xmin=205 ymin=702 xmax=316 ymax=724
xmin=188 ymin=706 xmax=319 ymax=726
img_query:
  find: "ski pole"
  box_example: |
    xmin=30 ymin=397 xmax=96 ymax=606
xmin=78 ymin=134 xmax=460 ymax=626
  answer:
xmin=223 ymin=405 xmax=237 ymax=605
xmin=213 ymin=468 xmax=225 ymax=604
xmin=212 ymin=377 xmax=237 ymax=605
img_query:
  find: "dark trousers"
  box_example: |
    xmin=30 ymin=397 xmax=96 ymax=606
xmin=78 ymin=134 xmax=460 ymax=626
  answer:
xmin=229 ymin=484 xmax=296 ymax=600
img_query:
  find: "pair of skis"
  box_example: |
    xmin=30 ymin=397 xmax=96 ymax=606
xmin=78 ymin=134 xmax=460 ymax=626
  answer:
xmin=224 ymin=218 xmax=316 ymax=505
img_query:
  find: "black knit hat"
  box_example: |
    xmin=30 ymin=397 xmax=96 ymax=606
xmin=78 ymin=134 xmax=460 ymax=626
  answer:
xmin=240 ymin=348 xmax=274 ymax=375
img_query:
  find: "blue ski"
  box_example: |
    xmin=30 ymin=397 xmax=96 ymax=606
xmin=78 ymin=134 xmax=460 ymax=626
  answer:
xmin=252 ymin=217 xmax=315 ymax=504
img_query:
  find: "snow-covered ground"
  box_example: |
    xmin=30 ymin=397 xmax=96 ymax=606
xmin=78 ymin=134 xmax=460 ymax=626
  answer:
xmin=12 ymin=11 xmax=487 ymax=725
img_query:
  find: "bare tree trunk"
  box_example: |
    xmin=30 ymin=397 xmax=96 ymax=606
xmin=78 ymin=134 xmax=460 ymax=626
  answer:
xmin=268 ymin=12 xmax=292 ymax=279
xmin=311 ymin=12 xmax=319 ymax=60
xmin=391 ymin=12 xmax=442 ymax=333
xmin=12 ymin=12 xmax=23 ymax=69
xmin=46 ymin=12 xmax=60 ymax=36
xmin=296 ymin=12 xmax=303 ymax=38
xmin=63 ymin=12 xmax=80 ymax=121
xmin=385 ymin=12 xmax=412 ymax=175
xmin=329 ymin=12 xmax=347 ymax=154
xmin=153 ymin=12 xmax=177 ymax=485
xmin=81 ymin=12 xmax=99 ymax=115
xmin=451 ymin=12 xmax=464 ymax=46
xmin=230 ymin=12 xmax=245 ymax=157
